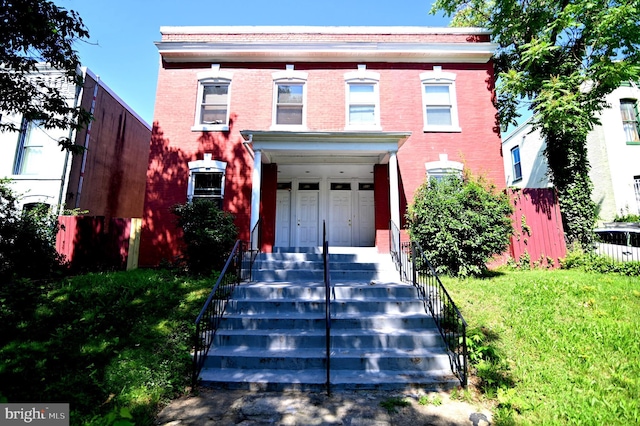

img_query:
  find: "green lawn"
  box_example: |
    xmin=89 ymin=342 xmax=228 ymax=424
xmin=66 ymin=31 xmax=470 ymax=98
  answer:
xmin=444 ymin=269 xmax=640 ymax=425
xmin=0 ymin=269 xmax=213 ymax=425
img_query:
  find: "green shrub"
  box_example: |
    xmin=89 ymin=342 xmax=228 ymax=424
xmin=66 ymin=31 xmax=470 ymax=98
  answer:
xmin=560 ymin=247 xmax=640 ymax=276
xmin=0 ymin=179 xmax=65 ymax=282
xmin=407 ymin=173 xmax=514 ymax=277
xmin=172 ymin=200 xmax=238 ymax=275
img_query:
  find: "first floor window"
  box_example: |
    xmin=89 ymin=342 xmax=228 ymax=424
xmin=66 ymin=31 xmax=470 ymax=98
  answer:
xmin=14 ymin=119 xmax=46 ymax=175
xmin=187 ymin=156 xmax=227 ymax=208
xmin=511 ymin=146 xmax=522 ymax=182
xmin=620 ymin=99 xmax=640 ymax=143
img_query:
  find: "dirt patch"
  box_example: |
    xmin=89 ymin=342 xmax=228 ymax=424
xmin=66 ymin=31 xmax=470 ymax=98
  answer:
xmin=156 ymin=387 xmax=492 ymax=425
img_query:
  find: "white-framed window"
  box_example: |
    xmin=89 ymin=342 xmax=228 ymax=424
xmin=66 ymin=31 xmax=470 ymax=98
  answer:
xmin=425 ymin=154 xmax=464 ymax=182
xmin=272 ymin=68 xmax=308 ymax=129
xmin=192 ymin=66 xmax=233 ymax=132
xmin=344 ymin=68 xmax=380 ymax=129
xmin=620 ymin=99 xmax=640 ymax=143
xmin=187 ymin=154 xmax=227 ymax=208
xmin=511 ymin=146 xmax=522 ymax=182
xmin=13 ymin=119 xmax=46 ymax=175
xmin=420 ymin=68 xmax=461 ymax=132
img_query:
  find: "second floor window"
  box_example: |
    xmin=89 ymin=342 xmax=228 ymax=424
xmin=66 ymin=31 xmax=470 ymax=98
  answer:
xmin=620 ymin=99 xmax=640 ymax=143
xmin=199 ymin=82 xmax=229 ymax=125
xmin=275 ymin=83 xmax=304 ymax=125
xmin=511 ymin=146 xmax=522 ymax=182
xmin=14 ymin=119 xmax=46 ymax=175
xmin=420 ymin=69 xmax=461 ymax=132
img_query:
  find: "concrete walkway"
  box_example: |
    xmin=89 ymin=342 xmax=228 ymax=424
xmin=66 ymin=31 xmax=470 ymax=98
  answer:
xmin=156 ymin=387 xmax=493 ymax=426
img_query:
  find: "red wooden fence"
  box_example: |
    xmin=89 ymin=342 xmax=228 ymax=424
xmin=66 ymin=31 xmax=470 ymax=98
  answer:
xmin=507 ymin=188 xmax=567 ymax=268
xmin=56 ymin=216 xmax=141 ymax=272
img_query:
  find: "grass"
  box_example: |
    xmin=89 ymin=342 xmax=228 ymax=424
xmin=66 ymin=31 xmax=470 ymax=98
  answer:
xmin=0 ymin=269 xmax=214 ymax=425
xmin=443 ymin=268 xmax=640 ymax=425
xmin=380 ymin=397 xmax=411 ymax=413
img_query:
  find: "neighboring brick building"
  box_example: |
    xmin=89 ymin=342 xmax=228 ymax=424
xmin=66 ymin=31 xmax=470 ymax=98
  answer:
xmin=0 ymin=66 xmax=152 ymax=219
xmin=140 ymin=26 xmax=504 ymax=266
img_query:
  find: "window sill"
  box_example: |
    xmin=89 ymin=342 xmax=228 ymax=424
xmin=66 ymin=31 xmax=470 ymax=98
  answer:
xmin=512 ymin=177 xmax=523 ymax=184
xmin=626 ymin=141 xmax=640 ymax=145
xmin=345 ymin=124 xmax=382 ymax=131
xmin=270 ymin=125 xmax=307 ymax=131
xmin=191 ymin=124 xmax=229 ymax=132
xmin=423 ymin=126 xmax=462 ymax=133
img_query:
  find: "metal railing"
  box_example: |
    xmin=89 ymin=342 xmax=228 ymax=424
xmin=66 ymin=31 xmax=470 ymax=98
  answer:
xmin=248 ymin=217 xmax=262 ymax=281
xmin=399 ymin=240 xmax=468 ymax=387
xmin=389 ymin=221 xmax=468 ymax=387
xmin=322 ymin=221 xmax=332 ymax=396
xmin=192 ymin=240 xmax=247 ymax=386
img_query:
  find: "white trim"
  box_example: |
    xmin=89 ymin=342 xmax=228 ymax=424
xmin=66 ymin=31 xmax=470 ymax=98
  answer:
xmin=424 ymin=154 xmax=464 ymax=177
xmin=160 ymin=26 xmax=492 ymax=35
xmin=193 ymin=72 xmax=232 ymax=131
xmin=420 ymin=70 xmax=461 ymax=133
xmin=187 ymin=157 xmax=227 ymax=203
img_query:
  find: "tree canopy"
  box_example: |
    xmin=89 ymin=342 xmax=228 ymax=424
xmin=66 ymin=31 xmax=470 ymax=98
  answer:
xmin=432 ymin=0 xmax=640 ymax=246
xmin=0 ymin=0 xmax=91 ymax=152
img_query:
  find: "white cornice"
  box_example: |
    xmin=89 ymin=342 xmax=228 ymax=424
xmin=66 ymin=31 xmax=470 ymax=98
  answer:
xmin=160 ymin=26 xmax=491 ymax=35
xmin=156 ymin=42 xmax=497 ymax=64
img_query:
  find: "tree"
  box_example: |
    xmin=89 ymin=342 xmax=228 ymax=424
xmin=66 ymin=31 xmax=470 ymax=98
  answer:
xmin=432 ymin=0 xmax=640 ymax=247
xmin=0 ymin=0 xmax=92 ymax=153
xmin=407 ymin=173 xmax=513 ymax=277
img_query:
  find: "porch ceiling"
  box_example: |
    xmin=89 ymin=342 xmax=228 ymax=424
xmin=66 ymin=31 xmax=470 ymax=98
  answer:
xmin=241 ymin=130 xmax=411 ymax=165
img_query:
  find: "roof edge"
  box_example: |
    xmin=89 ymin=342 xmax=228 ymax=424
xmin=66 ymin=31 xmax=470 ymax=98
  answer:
xmin=159 ymin=25 xmax=491 ymax=35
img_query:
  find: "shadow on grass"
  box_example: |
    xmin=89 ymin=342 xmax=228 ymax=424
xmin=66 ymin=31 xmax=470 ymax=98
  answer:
xmin=0 ymin=269 xmax=213 ymax=425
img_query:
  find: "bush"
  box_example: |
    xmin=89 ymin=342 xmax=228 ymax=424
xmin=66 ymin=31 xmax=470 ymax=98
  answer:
xmin=172 ymin=200 xmax=238 ymax=275
xmin=0 ymin=179 xmax=65 ymax=282
xmin=407 ymin=173 xmax=513 ymax=277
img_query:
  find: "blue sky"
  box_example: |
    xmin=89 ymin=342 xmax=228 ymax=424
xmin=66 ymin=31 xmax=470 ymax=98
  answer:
xmin=62 ymin=0 xmax=451 ymax=125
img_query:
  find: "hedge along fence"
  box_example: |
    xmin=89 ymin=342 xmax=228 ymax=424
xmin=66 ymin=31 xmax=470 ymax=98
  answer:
xmin=508 ymin=188 xmax=567 ymax=268
xmin=56 ymin=216 xmax=142 ymax=272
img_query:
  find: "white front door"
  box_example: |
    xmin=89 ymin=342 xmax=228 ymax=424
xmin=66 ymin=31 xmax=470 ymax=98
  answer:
xmin=275 ymin=190 xmax=291 ymax=247
xmin=357 ymin=190 xmax=375 ymax=246
xmin=296 ymin=191 xmax=319 ymax=247
xmin=329 ymin=190 xmax=352 ymax=246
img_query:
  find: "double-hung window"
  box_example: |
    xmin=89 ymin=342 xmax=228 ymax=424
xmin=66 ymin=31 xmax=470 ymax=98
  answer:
xmin=187 ymin=154 xmax=227 ymax=209
xmin=193 ymin=67 xmax=233 ymax=132
xmin=511 ymin=146 xmax=522 ymax=182
xmin=344 ymin=68 xmax=380 ymax=129
xmin=13 ymin=119 xmax=46 ymax=175
xmin=272 ymin=68 xmax=308 ymax=129
xmin=420 ymin=69 xmax=461 ymax=132
xmin=620 ymin=99 xmax=640 ymax=143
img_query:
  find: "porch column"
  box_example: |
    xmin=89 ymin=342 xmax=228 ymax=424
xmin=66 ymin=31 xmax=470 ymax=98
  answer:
xmin=388 ymin=150 xmax=400 ymax=229
xmin=250 ymin=149 xmax=262 ymax=250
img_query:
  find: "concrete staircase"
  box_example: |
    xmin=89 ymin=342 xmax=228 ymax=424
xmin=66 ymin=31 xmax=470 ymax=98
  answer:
xmin=198 ymin=247 xmax=458 ymax=391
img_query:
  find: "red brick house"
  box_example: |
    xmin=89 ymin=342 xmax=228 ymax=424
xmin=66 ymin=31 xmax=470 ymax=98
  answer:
xmin=139 ymin=26 xmax=503 ymax=266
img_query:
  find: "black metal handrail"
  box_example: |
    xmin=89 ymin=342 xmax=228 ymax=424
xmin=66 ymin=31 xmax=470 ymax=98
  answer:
xmin=192 ymin=239 xmax=247 ymax=386
xmin=249 ymin=217 xmax=262 ymax=281
xmin=399 ymin=240 xmax=468 ymax=387
xmin=322 ymin=221 xmax=332 ymax=396
xmin=390 ymin=220 xmax=401 ymax=275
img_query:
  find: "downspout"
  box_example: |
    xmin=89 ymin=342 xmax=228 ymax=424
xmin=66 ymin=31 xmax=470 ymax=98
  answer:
xmin=57 ymin=67 xmax=84 ymax=214
xmin=75 ymin=71 xmax=100 ymax=208
xmin=242 ymin=134 xmax=255 ymax=159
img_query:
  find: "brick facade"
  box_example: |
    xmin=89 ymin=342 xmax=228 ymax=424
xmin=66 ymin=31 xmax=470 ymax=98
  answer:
xmin=139 ymin=26 xmax=503 ymax=267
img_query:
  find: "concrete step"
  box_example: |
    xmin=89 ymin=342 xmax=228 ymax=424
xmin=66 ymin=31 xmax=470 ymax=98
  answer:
xmin=227 ymin=298 xmax=428 ymax=315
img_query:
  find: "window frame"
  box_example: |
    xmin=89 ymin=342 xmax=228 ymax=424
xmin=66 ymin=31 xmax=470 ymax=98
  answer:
xmin=511 ymin=145 xmax=523 ymax=183
xmin=271 ymin=70 xmax=308 ymax=130
xmin=13 ymin=118 xmax=46 ymax=175
xmin=620 ymin=98 xmax=640 ymax=144
xmin=187 ymin=156 xmax=227 ymax=208
xmin=344 ymin=70 xmax=381 ymax=130
xmin=192 ymin=69 xmax=233 ymax=132
xmin=420 ymin=70 xmax=461 ymax=133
